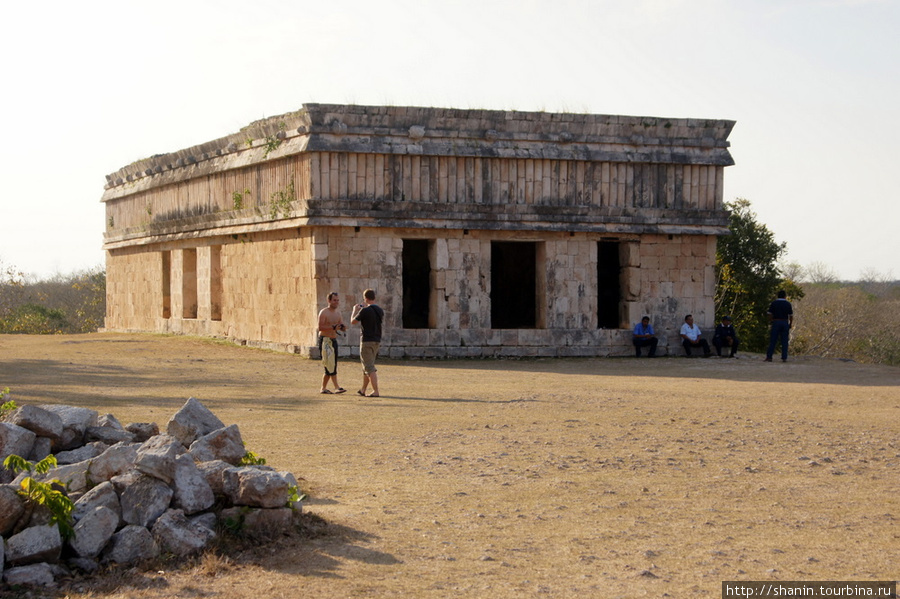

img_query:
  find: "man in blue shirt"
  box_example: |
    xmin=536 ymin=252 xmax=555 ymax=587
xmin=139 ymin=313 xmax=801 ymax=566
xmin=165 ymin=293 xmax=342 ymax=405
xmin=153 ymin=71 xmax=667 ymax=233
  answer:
xmin=632 ymin=316 xmax=659 ymax=358
xmin=765 ymin=290 xmax=794 ymax=362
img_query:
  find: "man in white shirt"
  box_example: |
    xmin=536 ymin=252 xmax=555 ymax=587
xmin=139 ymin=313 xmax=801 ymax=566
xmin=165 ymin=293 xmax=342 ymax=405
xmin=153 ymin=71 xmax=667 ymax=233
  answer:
xmin=679 ymin=314 xmax=711 ymax=357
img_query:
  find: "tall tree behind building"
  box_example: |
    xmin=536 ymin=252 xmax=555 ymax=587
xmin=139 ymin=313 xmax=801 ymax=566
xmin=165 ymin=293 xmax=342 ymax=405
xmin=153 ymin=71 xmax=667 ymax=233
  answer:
xmin=715 ymin=199 xmax=803 ymax=352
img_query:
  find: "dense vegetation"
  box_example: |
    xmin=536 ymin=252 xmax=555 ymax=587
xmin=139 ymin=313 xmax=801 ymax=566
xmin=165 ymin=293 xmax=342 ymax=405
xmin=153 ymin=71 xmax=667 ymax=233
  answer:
xmin=792 ymin=278 xmax=900 ymax=366
xmin=0 ymin=263 xmax=105 ymax=334
xmin=715 ymin=199 xmax=898 ymax=365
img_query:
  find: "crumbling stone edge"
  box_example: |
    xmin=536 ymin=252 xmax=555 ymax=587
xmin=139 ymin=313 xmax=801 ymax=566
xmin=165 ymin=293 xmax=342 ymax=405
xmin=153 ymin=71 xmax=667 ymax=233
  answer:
xmin=0 ymin=397 xmax=306 ymax=589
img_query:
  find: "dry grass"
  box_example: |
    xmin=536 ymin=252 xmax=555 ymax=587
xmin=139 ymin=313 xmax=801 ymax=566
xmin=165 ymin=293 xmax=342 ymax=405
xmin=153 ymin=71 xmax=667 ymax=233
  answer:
xmin=0 ymin=333 xmax=897 ymax=598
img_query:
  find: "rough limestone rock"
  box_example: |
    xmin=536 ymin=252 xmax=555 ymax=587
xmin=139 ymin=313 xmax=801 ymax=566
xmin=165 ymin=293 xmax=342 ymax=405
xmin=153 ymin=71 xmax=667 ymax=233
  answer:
xmin=88 ymin=442 xmax=139 ymax=483
xmin=97 ymin=414 xmax=124 ymax=430
xmin=73 ymin=481 xmax=122 ymax=523
xmin=55 ymin=441 xmax=107 ymax=465
xmin=28 ymin=437 xmax=53 ymax=462
xmin=85 ymin=426 xmax=135 ymax=445
xmin=5 ymin=524 xmax=62 ymax=567
xmin=8 ymin=406 xmax=63 ymax=442
xmin=223 ymin=467 xmax=291 ymax=509
xmin=219 ymin=506 xmax=293 ymax=539
xmin=102 ymin=525 xmax=159 ymax=565
xmin=134 ymin=434 xmax=185 ymax=484
xmin=190 ymin=512 xmax=217 ymax=533
xmin=189 ymin=424 xmax=245 ymax=465
xmin=166 ymin=397 xmax=225 ymax=446
xmin=39 ymin=405 xmax=98 ymax=451
xmin=3 ymin=562 xmax=55 ymax=587
xmin=151 ymin=509 xmax=216 ymax=556
xmin=33 ymin=460 xmax=90 ymax=493
xmin=125 ymin=422 xmax=159 ymax=442
xmin=196 ymin=460 xmax=233 ymax=495
xmin=0 ymin=485 xmax=26 ymax=536
xmin=119 ymin=474 xmax=174 ymax=528
xmin=70 ymin=506 xmax=118 ymax=558
xmin=0 ymin=422 xmax=37 ymax=463
xmin=172 ymin=454 xmax=214 ymax=514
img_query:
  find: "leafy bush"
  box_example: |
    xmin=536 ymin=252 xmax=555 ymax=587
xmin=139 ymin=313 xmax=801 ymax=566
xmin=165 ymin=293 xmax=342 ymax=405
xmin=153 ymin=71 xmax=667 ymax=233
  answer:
xmin=3 ymin=454 xmax=75 ymax=540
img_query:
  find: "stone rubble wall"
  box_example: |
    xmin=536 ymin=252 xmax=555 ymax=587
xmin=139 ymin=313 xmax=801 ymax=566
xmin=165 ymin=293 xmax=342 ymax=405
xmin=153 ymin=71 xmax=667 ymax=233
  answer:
xmin=0 ymin=398 xmax=303 ymax=589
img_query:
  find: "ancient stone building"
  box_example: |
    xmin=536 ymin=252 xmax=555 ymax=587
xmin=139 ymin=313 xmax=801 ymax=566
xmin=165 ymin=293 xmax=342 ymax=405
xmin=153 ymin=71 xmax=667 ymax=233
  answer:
xmin=102 ymin=104 xmax=735 ymax=357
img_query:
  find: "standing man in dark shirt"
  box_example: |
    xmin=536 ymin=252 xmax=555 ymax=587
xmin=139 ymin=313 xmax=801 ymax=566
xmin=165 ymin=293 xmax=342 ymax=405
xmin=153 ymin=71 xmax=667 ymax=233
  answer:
xmin=765 ymin=290 xmax=793 ymax=362
xmin=351 ymin=288 xmax=384 ymax=397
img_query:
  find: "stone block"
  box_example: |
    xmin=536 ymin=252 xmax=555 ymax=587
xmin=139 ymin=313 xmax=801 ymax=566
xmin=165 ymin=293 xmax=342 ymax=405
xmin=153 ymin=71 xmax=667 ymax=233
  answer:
xmin=135 ymin=434 xmax=186 ymax=484
xmin=70 ymin=506 xmax=119 ymax=558
xmin=223 ymin=467 xmax=290 ymax=509
xmin=5 ymin=524 xmax=62 ymax=566
xmin=88 ymin=442 xmax=139 ymax=483
xmin=0 ymin=484 xmax=26 ymax=536
xmin=0 ymin=422 xmax=37 ymax=465
xmin=3 ymin=563 xmax=56 ymax=587
xmin=189 ymin=424 xmax=245 ymax=465
xmin=151 ymin=509 xmax=216 ymax=556
xmin=119 ymin=474 xmax=174 ymax=528
xmin=73 ymin=481 xmax=121 ymax=523
xmin=8 ymin=406 xmax=64 ymax=442
xmin=166 ymin=398 xmax=225 ymax=447
xmin=103 ymin=525 xmax=160 ymax=565
xmin=172 ymin=454 xmax=215 ymax=515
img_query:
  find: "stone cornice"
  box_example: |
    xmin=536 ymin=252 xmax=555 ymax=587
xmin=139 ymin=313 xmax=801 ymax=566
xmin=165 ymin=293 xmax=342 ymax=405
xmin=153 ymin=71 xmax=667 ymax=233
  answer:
xmin=102 ymin=104 xmax=735 ymax=200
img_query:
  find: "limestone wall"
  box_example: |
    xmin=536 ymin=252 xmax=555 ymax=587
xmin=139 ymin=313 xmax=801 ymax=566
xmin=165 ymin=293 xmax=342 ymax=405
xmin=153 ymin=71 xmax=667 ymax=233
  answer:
xmin=107 ymin=226 xmax=716 ymax=358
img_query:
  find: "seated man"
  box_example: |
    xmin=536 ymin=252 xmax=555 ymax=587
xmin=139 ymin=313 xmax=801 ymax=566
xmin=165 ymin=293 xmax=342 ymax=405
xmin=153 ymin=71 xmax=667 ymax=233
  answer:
xmin=680 ymin=314 xmax=711 ymax=357
xmin=632 ymin=316 xmax=659 ymax=357
xmin=712 ymin=315 xmax=740 ymax=357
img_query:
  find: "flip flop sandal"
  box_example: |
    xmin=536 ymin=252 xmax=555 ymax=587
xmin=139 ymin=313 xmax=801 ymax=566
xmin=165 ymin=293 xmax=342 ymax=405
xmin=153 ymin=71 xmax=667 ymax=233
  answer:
xmin=356 ymin=390 xmax=365 ymax=396
xmin=334 ymin=388 xmax=347 ymax=394
xmin=320 ymin=389 xmax=333 ymax=394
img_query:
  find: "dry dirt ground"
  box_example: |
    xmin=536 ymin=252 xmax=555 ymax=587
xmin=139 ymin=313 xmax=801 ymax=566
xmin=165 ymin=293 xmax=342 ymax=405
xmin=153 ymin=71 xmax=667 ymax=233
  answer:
xmin=0 ymin=333 xmax=897 ymax=598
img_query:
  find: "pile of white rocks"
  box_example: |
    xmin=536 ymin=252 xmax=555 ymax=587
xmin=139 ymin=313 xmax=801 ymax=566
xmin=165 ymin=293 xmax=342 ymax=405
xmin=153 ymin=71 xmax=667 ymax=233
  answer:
xmin=0 ymin=397 xmax=303 ymax=588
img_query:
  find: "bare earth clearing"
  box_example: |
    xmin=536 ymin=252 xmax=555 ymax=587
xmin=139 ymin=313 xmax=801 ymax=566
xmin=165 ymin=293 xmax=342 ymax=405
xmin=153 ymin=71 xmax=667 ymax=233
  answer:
xmin=1 ymin=333 xmax=897 ymax=598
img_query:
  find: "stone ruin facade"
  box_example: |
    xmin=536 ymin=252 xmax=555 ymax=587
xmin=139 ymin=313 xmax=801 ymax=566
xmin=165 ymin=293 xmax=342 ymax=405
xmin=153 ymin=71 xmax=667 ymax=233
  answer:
xmin=102 ymin=104 xmax=735 ymax=357
xmin=0 ymin=399 xmax=301 ymax=588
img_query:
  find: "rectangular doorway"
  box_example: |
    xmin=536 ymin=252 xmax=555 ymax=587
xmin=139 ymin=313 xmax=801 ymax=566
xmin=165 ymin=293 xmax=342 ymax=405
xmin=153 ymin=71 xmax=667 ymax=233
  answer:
xmin=597 ymin=241 xmax=621 ymax=328
xmin=402 ymin=239 xmax=433 ymax=328
xmin=491 ymin=241 xmax=537 ymax=329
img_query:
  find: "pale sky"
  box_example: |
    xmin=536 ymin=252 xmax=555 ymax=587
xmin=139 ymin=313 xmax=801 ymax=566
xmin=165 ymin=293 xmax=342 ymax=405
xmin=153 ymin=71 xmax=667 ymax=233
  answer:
xmin=2 ymin=0 xmax=897 ymax=280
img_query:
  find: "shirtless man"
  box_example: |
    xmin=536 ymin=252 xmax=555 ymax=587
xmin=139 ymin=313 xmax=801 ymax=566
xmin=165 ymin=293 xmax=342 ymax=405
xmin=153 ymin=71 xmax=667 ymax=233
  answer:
xmin=317 ymin=292 xmax=347 ymax=394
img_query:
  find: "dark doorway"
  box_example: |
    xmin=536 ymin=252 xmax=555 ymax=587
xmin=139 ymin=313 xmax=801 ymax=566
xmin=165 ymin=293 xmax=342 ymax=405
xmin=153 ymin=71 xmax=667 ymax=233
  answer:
xmin=402 ymin=239 xmax=432 ymax=328
xmin=491 ymin=241 xmax=536 ymax=328
xmin=182 ymin=248 xmax=198 ymax=319
xmin=161 ymin=251 xmax=171 ymax=319
xmin=597 ymin=241 xmax=621 ymax=328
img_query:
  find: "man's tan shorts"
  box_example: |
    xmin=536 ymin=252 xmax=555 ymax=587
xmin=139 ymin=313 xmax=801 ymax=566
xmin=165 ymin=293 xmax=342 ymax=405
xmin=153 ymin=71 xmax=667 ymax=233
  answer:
xmin=360 ymin=341 xmax=380 ymax=375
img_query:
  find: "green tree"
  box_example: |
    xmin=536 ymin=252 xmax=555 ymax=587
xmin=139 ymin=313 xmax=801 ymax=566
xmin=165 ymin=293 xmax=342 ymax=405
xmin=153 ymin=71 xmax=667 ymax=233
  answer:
xmin=715 ymin=199 xmax=803 ymax=352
